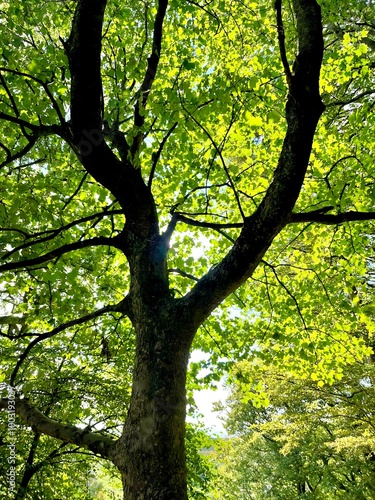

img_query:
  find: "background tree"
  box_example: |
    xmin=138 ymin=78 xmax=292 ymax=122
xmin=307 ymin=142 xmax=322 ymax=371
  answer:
xmin=211 ymin=346 xmax=375 ymax=499
xmin=0 ymin=0 xmax=374 ymax=498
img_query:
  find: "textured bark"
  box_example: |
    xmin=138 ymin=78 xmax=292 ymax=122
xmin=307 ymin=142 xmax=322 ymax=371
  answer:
xmin=110 ymin=235 xmax=193 ymax=498
xmin=113 ymin=320 xmax=192 ymax=499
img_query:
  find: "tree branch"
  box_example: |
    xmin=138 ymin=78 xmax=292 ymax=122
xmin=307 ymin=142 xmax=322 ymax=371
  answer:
xmin=65 ymin=0 xmax=158 ymax=240
xmin=148 ymin=121 xmax=178 ymax=188
xmin=169 ymin=268 xmax=199 ymax=282
xmin=325 ymin=89 xmax=375 ymax=108
xmin=275 ymin=0 xmax=292 ymax=84
xmin=0 ymin=93 xmax=62 ymax=170
xmin=0 ymin=67 xmax=66 ymax=126
xmin=175 ymin=213 xmax=243 ymax=230
xmin=263 ymin=259 xmax=307 ymax=329
xmin=0 ymin=138 xmax=40 ymax=170
xmin=176 ymin=0 xmax=325 ymax=330
xmin=131 ymin=0 xmax=169 ymax=157
xmin=9 ymin=295 xmax=132 ymax=385
xmin=289 ymin=210 xmax=375 ymax=224
xmin=0 ymin=112 xmax=60 ymax=136
xmin=0 ymin=398 xmax=116 ymax=460
xmin=180 ymin=100 xmax=245 ymax=219
xmin=66 ymin=0 xmax=107 ymax=135
xmin=1 ymin=209 xmax=124 ymax=260
xmin=62 ymin=172 xmax=89 ymax=210
xmin=0 ymin=236 xmax=118 ymax=273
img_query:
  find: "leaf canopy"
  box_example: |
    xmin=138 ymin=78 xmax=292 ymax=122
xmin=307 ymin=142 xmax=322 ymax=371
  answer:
xmin=0 ymin=0 xmax=374 ymax=496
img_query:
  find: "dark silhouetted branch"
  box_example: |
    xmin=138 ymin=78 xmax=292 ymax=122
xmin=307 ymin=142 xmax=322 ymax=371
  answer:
xmin=0 ymin=236 xmax=118 ymax=272
xmin=9 ymin=295 xmax=132 ymax=385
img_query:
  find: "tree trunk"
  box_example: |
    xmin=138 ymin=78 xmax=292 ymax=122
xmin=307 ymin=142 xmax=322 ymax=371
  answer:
xmin=112 ymin=317 xmax=193 ymax=499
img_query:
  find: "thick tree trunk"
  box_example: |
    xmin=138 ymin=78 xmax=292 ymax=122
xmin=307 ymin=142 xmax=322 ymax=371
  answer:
xmin=112 ymin=317 xmax=192 ymax=500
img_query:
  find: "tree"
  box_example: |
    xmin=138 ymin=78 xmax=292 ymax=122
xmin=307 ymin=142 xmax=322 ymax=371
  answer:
xmin=210 ymin=353 xmax=375 ymax=499
xmin=0 ymin=0 xmax=374 ymax=497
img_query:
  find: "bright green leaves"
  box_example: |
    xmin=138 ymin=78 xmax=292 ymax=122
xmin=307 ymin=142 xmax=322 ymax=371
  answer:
xmin=185 ymin=424 xmax=216 ymax=499
xmin=244 ymin=112 xmax=263 ymax=129
xmin=0 ymin=0 xmax=373 ymax=395
xmin=210 ymin=353 xmax=375 ymax=498
xmin=115 ymin=0 xmax=288 ymax=226
xmin=0 ymin=1 xmax=70 ymax=130
xmin=0 ymin=0 xmax=375 ymax=495
xmin=239 ymin=220 xmax=375 ymax=382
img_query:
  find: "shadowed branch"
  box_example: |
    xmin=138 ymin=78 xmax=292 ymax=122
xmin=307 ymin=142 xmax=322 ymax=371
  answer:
xmin=0 ymin=398 xmax=116 ymax=459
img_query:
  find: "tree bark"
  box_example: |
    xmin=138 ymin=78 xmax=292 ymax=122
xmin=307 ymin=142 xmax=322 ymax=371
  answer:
xmin=112 ymin=316 xmax=193 ymax=499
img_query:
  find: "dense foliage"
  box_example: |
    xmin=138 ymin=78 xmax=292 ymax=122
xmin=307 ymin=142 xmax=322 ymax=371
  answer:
xmin=0 ymin=0 xmax=374 ymax=497
xmin=211 ymin=349 xmax=375 ymax=499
